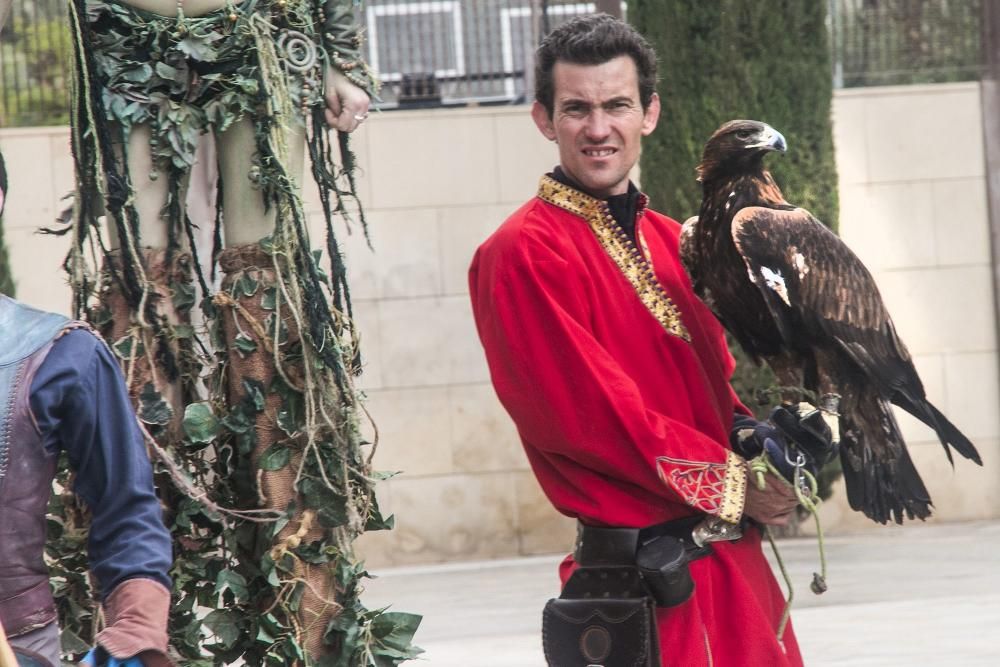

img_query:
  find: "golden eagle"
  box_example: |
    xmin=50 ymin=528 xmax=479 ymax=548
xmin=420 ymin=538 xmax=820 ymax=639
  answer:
xmin=679 ymin=119 xmax=982 ymax=524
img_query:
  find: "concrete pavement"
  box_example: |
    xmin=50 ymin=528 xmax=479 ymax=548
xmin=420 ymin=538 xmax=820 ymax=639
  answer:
xmin=363 ymin=520 xmax=1000 ymax=666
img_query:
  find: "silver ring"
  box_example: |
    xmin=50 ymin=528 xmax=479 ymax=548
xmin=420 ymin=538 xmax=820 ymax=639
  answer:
xmin=354 ymin=113 xmax=369 ymax=121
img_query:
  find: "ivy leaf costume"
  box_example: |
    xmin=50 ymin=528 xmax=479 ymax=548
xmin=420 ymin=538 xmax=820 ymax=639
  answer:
xmin=60 ymin=0 xmax=418 ymax=664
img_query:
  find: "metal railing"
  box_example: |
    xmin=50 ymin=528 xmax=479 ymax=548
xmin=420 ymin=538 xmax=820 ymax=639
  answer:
xmin=0 ymin=0 xmax=989 ymax=126
xmin=365 ymin=0 xmax=612 ymax=107
xmin=830 ymin=0 xmax=984 ymax=87
xmin=0 ymin=0 xmax=70 ymax=127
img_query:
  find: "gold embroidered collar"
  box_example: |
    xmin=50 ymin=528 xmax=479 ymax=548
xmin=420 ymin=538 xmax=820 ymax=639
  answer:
xmin=536 ymin=175 xmax=690 ymax=342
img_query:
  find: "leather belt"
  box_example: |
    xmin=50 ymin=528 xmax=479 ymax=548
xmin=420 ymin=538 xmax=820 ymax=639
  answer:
xmin=574 ymin=515 xmax=719 ymax=567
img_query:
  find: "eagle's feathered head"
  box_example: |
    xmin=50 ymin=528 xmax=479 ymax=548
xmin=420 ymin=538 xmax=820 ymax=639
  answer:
xmin=696 ymin=120 xmax=787 ymax=182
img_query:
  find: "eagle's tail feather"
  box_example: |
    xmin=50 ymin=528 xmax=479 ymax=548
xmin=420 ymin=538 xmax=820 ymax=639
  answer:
xmin=840 ymin=417 xmax=932 ymax=525
xmin=893 ymin=394 xmax=982 ymax=466
xmin=922 ymin=401 xmax=981 ymax=466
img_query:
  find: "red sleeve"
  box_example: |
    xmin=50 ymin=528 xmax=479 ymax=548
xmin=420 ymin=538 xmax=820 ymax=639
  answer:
xmin=470 ymin=231 xmax=747 ymax=524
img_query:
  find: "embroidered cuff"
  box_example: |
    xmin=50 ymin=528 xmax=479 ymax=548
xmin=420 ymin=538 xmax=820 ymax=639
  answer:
xmin=657 ymin=451 xmax=747 ymax=524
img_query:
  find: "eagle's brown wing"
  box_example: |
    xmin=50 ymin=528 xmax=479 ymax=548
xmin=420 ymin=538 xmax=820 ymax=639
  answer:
xmin=731 ymin=206 xmax=980 ymax=467
xmin=678 ymin=216 xmax=702 ymax=292
xmin=730 ymin=206 xmax=917 ymax=396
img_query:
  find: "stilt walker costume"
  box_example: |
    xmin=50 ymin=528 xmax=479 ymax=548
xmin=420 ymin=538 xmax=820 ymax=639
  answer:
xmin=61 ymin=1 xmax=417 ymax=664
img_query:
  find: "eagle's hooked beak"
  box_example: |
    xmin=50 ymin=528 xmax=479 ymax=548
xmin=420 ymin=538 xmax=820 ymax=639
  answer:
xmin=747 ymin=125 xmax=787 ymax=153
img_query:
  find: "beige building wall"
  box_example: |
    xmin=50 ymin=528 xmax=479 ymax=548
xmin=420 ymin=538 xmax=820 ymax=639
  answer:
xmin=1 ymin=82 xmax=997 ymax=567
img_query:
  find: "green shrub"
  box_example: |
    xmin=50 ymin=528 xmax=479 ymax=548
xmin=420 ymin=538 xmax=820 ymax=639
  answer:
xmin=0 ymin=214 xmax=14 ymax=297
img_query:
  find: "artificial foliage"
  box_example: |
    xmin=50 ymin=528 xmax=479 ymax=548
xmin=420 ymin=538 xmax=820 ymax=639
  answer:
xmin=43 ymin=0 xmax=420 ymax=664
xmin=629 ymin=0 xmax=841 ymax=502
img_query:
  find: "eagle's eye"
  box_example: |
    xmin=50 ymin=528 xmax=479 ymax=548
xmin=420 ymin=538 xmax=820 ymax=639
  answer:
xmin=735 ymin=129 xmax=753 ymax=140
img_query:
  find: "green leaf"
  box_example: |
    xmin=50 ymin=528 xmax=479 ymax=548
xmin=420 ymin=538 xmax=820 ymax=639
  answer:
xmin=214 ymin=569 xmax=249 ymax=601
xmin=372 ymin=611 xmax=421 ymax=645
xmin=324 ymin=610 xmax=361 ymax=666
xmin=243 ymin=379 xmax=266 ymax=412
xmin=60 ymin=628 xmax=90 ymax=654
xmin=259 ymin=444 xmax=291 ymax=471
xmin=275 ymin=383 xmax=305 ymax=436
xmin=138 ymin=382 xmax=173 ymax=426
xmin=121 ymin=63 xmax=153 ymax=83
xmin=177 ymin=34 xmax=221 ymax=62
xmin=260 ymin=554 xmax=282 ymax=587
xmin=278 ymin=410 xmax=301 ymax=436
xmin=308 ymin=249 xmax=331 ymax=283
xmin=261 ymin=286 xmax=277 ymax=310
xmin=173 ymin=282 xmax=197 ymax=312
xmin=155 ymin=62 xmax=178 ymax=80
xmin=366 ymin=510 xmax=395 ymax=532
xmin=301 ymin=478 xmax=348 ymax=528
xmin=233 ymin=332 xmax=258 ymax=356
xmin=203 ymin=609 xmax=242 ymax=649
xmin=221 ymin=407 xmax=252 ymax=434
xmin=236 ymin=273 xmax=259 ymax=297
xmin=237 ymin=428 xmax=257 ymax=455
xmin=173 ymin=323 xmax=195 ymax=339
xmin=265 ymin=313 xmax=289 ymax=346
xmin=112 ymin=334 xmax=144 ymax=360
xmin=183 ymin=402 xmax=221 ymax=444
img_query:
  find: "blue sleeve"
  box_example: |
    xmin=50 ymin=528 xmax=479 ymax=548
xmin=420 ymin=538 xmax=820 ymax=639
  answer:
xmin=30 ymin=329 xmax=173 ymax=599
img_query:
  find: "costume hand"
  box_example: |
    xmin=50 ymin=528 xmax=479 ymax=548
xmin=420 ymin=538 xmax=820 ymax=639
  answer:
xmin=742 ymin=461 xmax=800 ymax=526
xmin=324 ymin=66 xmax=371 ymax=132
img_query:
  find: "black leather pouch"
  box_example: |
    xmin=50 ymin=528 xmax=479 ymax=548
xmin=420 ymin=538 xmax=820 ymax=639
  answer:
xmin=542 ymin=596 xmax=659 ymax=667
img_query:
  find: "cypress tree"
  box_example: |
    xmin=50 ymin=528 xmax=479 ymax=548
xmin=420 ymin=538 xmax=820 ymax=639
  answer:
xmin=629 ymin=0 xmax=842 ymax=501
xmin=0 ymin=218 xmax=13 ymax=296
xmin=0 ymin=149 xmax=12 ymax=296
xmin=630 ymin=0 xmax=838 ymax=231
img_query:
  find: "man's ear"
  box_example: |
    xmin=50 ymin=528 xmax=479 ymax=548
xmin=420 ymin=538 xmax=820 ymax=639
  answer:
xmin=531 ymin=101 xmax=557 ymax=141
xmin=641 ymin=93 xmax=661 ymax=137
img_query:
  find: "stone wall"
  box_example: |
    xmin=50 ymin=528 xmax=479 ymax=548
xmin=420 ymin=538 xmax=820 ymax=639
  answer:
xmin=1 ymin=82 xmax=997 ymax=567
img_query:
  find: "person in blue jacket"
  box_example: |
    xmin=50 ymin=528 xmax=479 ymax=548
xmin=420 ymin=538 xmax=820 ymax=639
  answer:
xmin=0 ymin=295 xmax=173 ymax=667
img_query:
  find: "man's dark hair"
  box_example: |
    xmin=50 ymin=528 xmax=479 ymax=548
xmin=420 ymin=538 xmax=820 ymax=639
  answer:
xmin=534 ymin=14 xmax=658 ymax=116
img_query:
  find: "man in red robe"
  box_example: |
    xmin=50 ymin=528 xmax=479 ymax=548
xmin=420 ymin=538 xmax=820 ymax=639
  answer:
xmin=469 ymin=14 xmax=807 ymax=666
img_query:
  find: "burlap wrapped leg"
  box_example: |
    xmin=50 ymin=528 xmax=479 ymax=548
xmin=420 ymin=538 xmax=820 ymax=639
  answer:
xmin=216 ymin=243 xmax=336 ymax=662
xmin=98 ymin=248 xmax=193 ymax=435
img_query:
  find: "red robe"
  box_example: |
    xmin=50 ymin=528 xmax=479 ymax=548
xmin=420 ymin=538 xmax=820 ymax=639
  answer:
xmin=469 ymin=175 xmax=803 ymax=666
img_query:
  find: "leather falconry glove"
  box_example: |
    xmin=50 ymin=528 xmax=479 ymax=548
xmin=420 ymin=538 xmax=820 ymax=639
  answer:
xmin=90 ymin=578 xmax=174 ymax=667
xmin=730 ymin=404 xmax=838 ymax=483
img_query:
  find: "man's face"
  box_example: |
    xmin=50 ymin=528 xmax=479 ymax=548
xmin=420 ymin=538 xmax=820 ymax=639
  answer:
xmin=532 ymin=55 xmax=660 ymax=199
